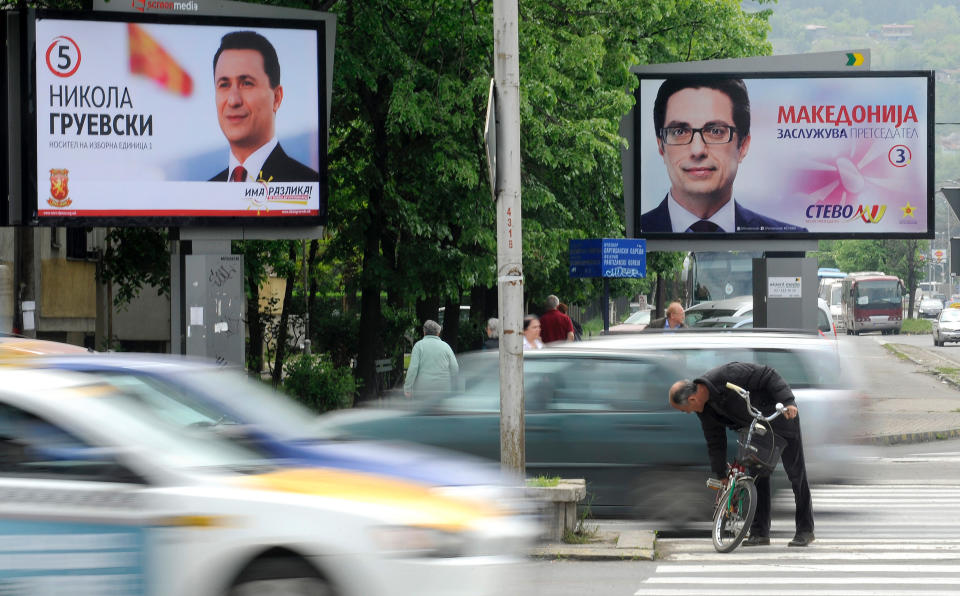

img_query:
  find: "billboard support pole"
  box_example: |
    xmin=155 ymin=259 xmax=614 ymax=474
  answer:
xmin=493 ymin=0 xmax=524 ymax=476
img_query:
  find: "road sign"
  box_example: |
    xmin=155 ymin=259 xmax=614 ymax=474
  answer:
xmin=569 ymin=239 xmax=646 ymax=278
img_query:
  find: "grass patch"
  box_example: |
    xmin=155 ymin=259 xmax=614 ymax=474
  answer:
xmin=581 ymin=317 xmax=604 ymax=337
xmin=936 ymin=367 xmax=960 ymax=376
xmin=526 ymin=475 xmax=561 ymax=488
xmin=901 ymin=318 xmax=933 ymax=334
xmin=882 ymin=343 xmax=912 ymax=361
xmin=562 ymin=496 xmax=599 ymax=544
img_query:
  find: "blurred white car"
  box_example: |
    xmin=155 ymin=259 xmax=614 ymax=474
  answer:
xmin=0 ymin=368 xmax=534 ymax=596
xmin=933 ymin=307 xmax=960 ymax=346
xmin=919 ymin=297 xmax=944 ymax=318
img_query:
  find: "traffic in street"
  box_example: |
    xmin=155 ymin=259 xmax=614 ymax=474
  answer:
xmin=501 ymin=331 xmax=960 ymax=595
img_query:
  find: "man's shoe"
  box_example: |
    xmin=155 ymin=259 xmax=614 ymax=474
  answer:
xmin=742 ymin=534 xmax=770 ymax=546
xmin=788 ymin=532 xmax=815 ymax=547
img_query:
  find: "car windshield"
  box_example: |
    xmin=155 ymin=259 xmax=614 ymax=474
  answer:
xmin=622 ymin=310 xmax=651 ymax=325
xmin=99 ymin=368 xmax=326 ymax=442
xmin=855 ymin=281 xmax=900 ymax=305
xmin=941 ymin=309 xmax=960 ymax=322
xmin=685 ymin=307 xmax=738 ymax=326
xmin=76 ymin=385 xmax=277 ymax=473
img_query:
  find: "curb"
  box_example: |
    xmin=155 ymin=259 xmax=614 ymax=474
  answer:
xmin=528 ymin=530 xmax=657 ymax=560
xmin=857 ymin=428 xmax=960 ymax=446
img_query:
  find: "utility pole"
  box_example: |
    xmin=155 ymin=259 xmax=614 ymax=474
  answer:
xmin=493 ymin=0 xmax=524 ymax=475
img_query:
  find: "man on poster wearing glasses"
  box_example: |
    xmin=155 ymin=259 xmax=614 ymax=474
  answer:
xmin=639 ymin=77 xmax=807 ymax=234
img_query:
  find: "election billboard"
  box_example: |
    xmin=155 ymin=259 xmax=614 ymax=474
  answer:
xmin=29 ymin=11 xmax=326 ymax=226
xmin=632 ymin=71 xmax=933 ymax=240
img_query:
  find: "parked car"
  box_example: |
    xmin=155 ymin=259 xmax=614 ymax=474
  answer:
xmin=687 ymin=297 xmax=835 ymax=339
xmin=318 ymin=331 xmax=864 ymax=522
xmin=0 ymin=366 xmax=534 ymax=596
xmin=684 ymin=296 xmax=753 ymax=327
xmin=919 ymin=297 xmax=944 ymax=319
xmin=607 ymin=307 xmax=654 ymax=332
xmin=933 ymin=307 xmax=960 ymax=346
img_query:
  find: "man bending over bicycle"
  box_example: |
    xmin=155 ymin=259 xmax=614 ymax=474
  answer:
xmin=669 ymin=361 xmax=815 ymax=547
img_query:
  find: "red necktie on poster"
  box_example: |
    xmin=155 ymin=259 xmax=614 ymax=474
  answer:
xmin=230 ymin=166 xmax=247 ymax=182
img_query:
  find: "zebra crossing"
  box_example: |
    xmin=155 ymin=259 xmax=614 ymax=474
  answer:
xmin=634 ymin=484 xmax=960 ymax=595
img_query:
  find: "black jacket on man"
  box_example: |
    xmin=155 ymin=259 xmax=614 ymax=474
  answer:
xmin=693 ymin=361 xmax=814 ymax=538
xmin=694 ymin=361 xmax=799 ymax=477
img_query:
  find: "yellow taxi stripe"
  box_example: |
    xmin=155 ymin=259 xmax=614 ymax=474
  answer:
xmin=233 ymin=468 xmax=501 ymax=531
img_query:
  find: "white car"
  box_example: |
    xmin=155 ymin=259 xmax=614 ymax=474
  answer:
xmin=919 ymin=297 xmax=944 ymax=319
xmin=0 ymin=368 xmax=534 ymax=596
xmin=933 ymin=307 xmax=960 ymax=346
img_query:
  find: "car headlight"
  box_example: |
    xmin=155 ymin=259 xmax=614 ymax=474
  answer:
xmin=369 ymin=525 xmax=468 ymax=558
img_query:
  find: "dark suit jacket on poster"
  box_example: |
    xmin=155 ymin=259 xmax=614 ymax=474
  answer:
xmin=639 ymin=195 xmax=808 ymax=234
xmin=210 ymin=144 xmax=319 ymax=183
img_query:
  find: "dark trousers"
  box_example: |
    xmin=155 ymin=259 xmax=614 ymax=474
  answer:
xmin=750 ymin=430 xmax=814 ymax=536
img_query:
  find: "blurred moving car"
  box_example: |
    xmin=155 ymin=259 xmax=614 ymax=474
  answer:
xmin=919 ymin=297 xmax=944 ymax=319
xmin=607 ymin=307 xmax=654 ymax=332
xmin=0 ymin=367 xmax=533 ymax=596
xmin=318 ymin=330 xmax=864 ymax=522
xmin=933 ymin=307 xmax=960 ymax=346
xmin=20 ymin=353 xmax=512 ymax=490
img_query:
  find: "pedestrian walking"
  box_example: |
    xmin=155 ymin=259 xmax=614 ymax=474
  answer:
xmin=404 ymin=320 xmax=459 ymax=398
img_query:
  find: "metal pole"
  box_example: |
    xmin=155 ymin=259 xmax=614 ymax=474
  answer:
xmin=303 ymin=239 xmax=311 ymax=355
xmin=493 ymin=0 xmax=524 ymax=475
xmin=602 ymin=278 xmax=610 ymax=334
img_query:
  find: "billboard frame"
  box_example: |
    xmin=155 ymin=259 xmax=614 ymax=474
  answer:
xmin=629 ymin=69 xmax=934 ymax=242
xmin=24 ymin=8 xmax=328 ymax=228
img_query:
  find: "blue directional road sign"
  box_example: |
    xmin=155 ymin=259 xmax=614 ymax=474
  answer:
xmin=569 ymin=239 xmax=646 ymax=278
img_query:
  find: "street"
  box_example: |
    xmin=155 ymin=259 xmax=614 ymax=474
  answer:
xmin=503 ymin=332 xmax=960 ymax=595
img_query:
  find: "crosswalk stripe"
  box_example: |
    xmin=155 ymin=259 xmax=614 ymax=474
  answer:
xmin=658 ymin=564 xmax=960 ymax=573
xmin=670 ymin=551 xmax=960 ymax=561
xmin=641 ymin=481 xmax=960 ymax=595
xmin=644 ymin=577 xmax=960 ymax=584
xmin=635 ymin=590 xmax=960 ymax=596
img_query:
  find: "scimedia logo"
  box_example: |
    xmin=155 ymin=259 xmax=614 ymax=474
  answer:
xmin=48 ymin=169 xmax=72 ymax=208
xmin=805 ymin=204 xmax=886 ymax=224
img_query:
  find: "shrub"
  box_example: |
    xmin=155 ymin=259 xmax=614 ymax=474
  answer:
xmin=281 ymin=353 xmax=356 ymax=413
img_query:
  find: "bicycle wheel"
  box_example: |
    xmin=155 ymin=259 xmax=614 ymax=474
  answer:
xmin=712 ymin=476 xmax=757 ymax=553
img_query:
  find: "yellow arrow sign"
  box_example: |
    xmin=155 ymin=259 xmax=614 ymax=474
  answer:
xmin=846 ymin=52 xmax=865 ymax=66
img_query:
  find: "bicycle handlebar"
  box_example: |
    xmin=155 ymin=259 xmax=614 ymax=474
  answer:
xmin=725 ymin=381 xmax=785 ymax=422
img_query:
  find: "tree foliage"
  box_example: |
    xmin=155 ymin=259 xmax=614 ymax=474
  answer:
xmin=96 ymin=228 xmax=170 ymax=309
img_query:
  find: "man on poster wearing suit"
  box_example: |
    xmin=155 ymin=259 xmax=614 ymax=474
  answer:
xmin=640 ymin=77 xmax=806 ymax=234
xmin=209 ymin=31 xmax=318 ymax=183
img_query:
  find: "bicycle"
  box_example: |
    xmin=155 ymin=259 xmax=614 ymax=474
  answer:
xmin=707 ymin=381 xmax=786 ymax=553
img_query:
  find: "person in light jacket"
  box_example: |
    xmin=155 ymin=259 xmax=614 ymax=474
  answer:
xmin=404 ymin=320 xmax=458 ymax=398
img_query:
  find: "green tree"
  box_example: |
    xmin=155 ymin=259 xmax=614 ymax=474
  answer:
xmin=327 ymin=0 xmax=774 ymax=399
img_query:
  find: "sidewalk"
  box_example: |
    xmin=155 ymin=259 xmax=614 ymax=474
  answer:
xmin=861 ymin=339 xmax=960 ymax=445
xmin=530 ymin=337 xmax=960 ymax=560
